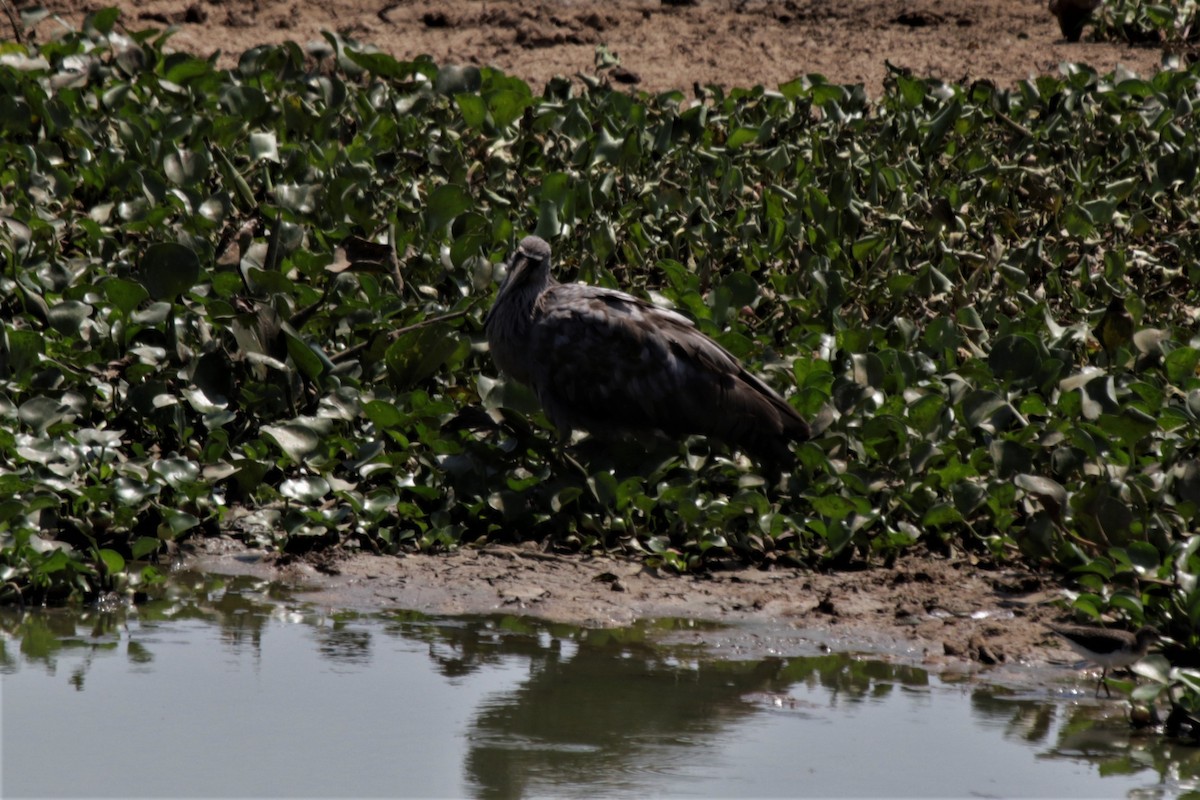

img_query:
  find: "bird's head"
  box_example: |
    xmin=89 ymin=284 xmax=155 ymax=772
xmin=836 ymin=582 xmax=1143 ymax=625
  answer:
xmin=503 ymin=236 xmax=552 ymax=286
xmin=1134 ymin=626 xmax=1161 ymax=648
xmin=484 ymin=236 xmax=553 ymax=328
xmin=488 ymin=236 xmax=552 ymax=309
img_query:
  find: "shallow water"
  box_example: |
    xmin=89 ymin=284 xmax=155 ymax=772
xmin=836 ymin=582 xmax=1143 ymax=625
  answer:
xmin=1 ymin=572 xmax=1195 ymax=798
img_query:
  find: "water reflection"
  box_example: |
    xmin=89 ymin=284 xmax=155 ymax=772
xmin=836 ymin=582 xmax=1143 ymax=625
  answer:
xmin=1 ymin=572 xmax=1197 ymax=799
xmin=969 ymin=685 xmax=1200 ymax=798
xmin=465 ymin=636 xmax=777 ymax=797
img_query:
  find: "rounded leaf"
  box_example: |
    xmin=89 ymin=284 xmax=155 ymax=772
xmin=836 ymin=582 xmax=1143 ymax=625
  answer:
xmin=18 ymin=396 xmax=67 ymax=432
xmin=988 ymin=334 xmax=1040 ymax=380
xmin=280 ymin=476 xmax=331 ymax=503
xmin=425 ymin=184 xmax=473 ymax=234
xmin=97 ymin=548 xmax=125 ymax=575
xmin=1014 ymin=474 xmax=1067 ymax=510
xmin=140 ymin=242 xmax=201 ymax=301
xmin=150 ymin=457 xmax=200 ymax=489
xmin=263 ymin=422 xmax=324 ymax=463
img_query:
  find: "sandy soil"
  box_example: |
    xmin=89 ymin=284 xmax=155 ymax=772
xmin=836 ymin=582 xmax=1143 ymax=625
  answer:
xmin=16 ymin=0 xmax=1163 ymax=675
xmin=23 ymin=0 xmax=1166 ymax=97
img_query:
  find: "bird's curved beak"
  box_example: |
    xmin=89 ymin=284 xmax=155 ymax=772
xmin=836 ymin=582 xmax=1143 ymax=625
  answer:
xmin=483 ymin=248 xmax=532 ymax=326
xmin=498 ymin=245 xmax=543 ymax=292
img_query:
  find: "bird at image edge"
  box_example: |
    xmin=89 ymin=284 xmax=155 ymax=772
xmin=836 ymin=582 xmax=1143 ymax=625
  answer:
xmin=484 ymin=235 xmax=810 ymax=470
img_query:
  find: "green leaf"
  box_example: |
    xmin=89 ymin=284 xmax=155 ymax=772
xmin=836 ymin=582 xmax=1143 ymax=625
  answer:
xmin=1063 ymin=204 xmax=1094 ymax=238
xmin=1165 ymin=346 xmax=1200 ymax=384
xmin=364 ymin=400 xmax=405 ymax=429
xmin=385 ymin=324 xmax=463 ymax=390
xmin=343 ymin=47 xmax=409 ymax=78
xmin=47 ymin=300 xmax=93 ymax=336
xmin=1014 ymin=474 xmax=1067 ymax=510
xmin=104 ymin=278 xmax=150 ymax=316
xmin=809 ymin=494 xmax=856 ymax=520
xmin=1126 ymin=541 xmax=1161 ymax=575
xmin=280 ymin=476 xmax=331 ymax=503
xmin=18 ymin=396 xmax=65 ymax=433
xmin=162 ymin=510 xmax=201 ymax=537
xmin=1098 ymin=408 xmax=1156 ymax=447
xmin=284 ymin=330 xmax=328 ymax=382
xmin=131 ymin=537 xmax=162 ymax=559
xmin=726 ymin=126 xmax=759 ymax=149
xmin=455 ymin=94 xmax=487 ymax=129
xmin=263 ymin=422 xmax=326 ymax=464
xmin=164 ymin=57 xmax=214 ymax=85
xmin=140 ymin=242 xmax=201 ymax=301
xmin=923 ymin=503 xmax=963 ymax=527
xmin=425 ymin=184 xmax=473 ymax=233
xmin=895 ymin=73 xmax=926 ymax=108
xmin=483 ymin=76 xmax=532 ymax=128
xmin=5 ymin=328 xmax=44 ymax=378
xmin=86 ymin=7 xmax=121 ymax=34
xmin=115 ymin=478 xmax=159 ymax=504
xmin=97 ymin=548 xmax=125 ymax=575
xmin=151 ymin=457 xmax=200 ymax=489
xmin=988 ymin=334 xmax=1040 ymax=381
xmin=249 ymin=131 xmax=279 ymax=162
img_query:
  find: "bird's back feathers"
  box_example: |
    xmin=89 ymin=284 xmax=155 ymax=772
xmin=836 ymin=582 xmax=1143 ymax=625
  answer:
xmin=485 ymin=238 xmax=809 ymax=467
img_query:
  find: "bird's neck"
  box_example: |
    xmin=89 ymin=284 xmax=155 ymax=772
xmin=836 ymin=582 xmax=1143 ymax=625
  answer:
xmin=509 ymin=270 xmax=556 ymax=316
xmin=486 ymin=269 xmax=555 ymax=384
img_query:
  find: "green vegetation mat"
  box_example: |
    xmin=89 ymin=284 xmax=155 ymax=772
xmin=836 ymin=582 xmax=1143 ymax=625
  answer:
xmin=0 ymin=7 xmax=1198 ymax=711
xmin=1091 ymin=0 xmax=1200 ymax=44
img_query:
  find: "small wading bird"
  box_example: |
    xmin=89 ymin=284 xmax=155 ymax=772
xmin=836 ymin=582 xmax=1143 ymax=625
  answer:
xmin=1047 ymin=623 xmax=1159 ymax=698
xmin=483 ymin=236 xmax=810 ymax=470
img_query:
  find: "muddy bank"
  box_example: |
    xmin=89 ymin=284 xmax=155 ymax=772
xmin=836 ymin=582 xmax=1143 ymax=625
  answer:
xmin=188 ymin=536 xmax=1088 ymax=674
xmin=34 ymin=0 xmax=1164 ymax=97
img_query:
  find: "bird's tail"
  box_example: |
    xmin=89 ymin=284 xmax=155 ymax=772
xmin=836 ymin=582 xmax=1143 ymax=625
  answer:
xmin=703 ymin=372 xmax=810 ymax=468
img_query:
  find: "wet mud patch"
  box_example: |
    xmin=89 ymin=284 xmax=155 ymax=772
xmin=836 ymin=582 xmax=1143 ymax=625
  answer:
xmin=188 ymin=536 xmax=1085 ymax=672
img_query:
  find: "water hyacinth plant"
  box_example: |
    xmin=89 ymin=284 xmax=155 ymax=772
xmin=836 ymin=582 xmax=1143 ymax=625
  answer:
xmin=0 ymin=10 xmax=1197 ymax=718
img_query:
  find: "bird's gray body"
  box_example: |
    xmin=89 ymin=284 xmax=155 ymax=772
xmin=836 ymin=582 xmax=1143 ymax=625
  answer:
xmin=1047 ymin=623 xmax=1158 ymax=697
xmin=484 ymin=236 xmax=810 ymax=466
